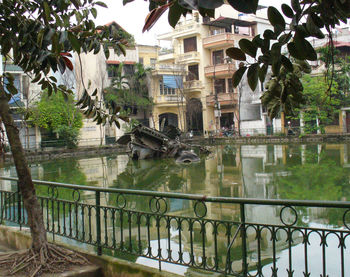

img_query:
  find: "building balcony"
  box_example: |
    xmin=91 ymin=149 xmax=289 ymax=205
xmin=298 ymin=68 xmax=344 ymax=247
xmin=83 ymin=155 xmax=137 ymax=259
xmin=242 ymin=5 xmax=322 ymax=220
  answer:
xmin=204 ymin=63 xmax=236 ymax=78
xmin=206 ymin=92 xmax=238 ymax=107
xmin=157 ymin=21 xmax=201 ymax=40
xmin=183 ymin=80 xmax=203 ymax=92
xmin=178 ymin=51 xmax=200 ymax=64
xmin=155 ymin=94 xmax=185 ymax=105
xmin=151 ymin=64 xmax=186 ymax=75
xmin=203 ymin=33 xmax=237 ymax=49
xmin=158 ymin=49 xmax=175 ymax=62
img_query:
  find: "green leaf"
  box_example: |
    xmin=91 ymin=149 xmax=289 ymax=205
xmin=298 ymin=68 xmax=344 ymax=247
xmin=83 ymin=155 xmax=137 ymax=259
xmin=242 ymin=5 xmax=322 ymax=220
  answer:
xmin=272 ymin=58 xmax=281 ymax=76
xmin=247 ymin=64 xmax=259 ymax=91
xmin=278 ymin=33 xmax=292 ymax=44
xmin=6 ymin=83 xmax=18 ymax=95
xmin=71 ymin=0 xmax=81 ymax=9
xmin=68 ymin=32 xmax=81 ymax=53
xmin=227 ymin=0 xmax=258 ymax=14
xmin=114 ymin=119 xmax=120 ymax=129
xmin=96 ymin=1 xmax=108 ymax=8
xmin=287 ymin=42 xmax=305 ymax=60
xmin=232 ymin=66 xmax=247 ymax=88
xmin=37 ymin=29 xmax=45 ymax=48
xmin=281 ymin=4 xmax=294 ymax=18
xmin=198 ymin=0 xmax=224 ymax=9
xmin=294 ymin=34 xmax=317 ymax=61
xmin=43 ymin=2 xmax=51 ymax=23
xmin=268 ymin=6 xmax=285 ymax=30
xmin=306 ymin=15 xmax=325 ymax=39
xmin=198 ymin=7 xmax=215 ymax=18
xmin=239 ymin=39 xmax=257 ymax=58
xmin=226 ymin=47 xmax=246 ymax=61
xmin=32 ymin=74 xmax=42 ymax=83
xmin=281 ymin=55 xmax=294 ymax=72
xmin=168 ymin=1 xmax=183 ymax=28
xmin=259 ymin=64 xmax=268 ymax=83
xmin=291 ymin=0 xmax=301 ymax=12
xmin=263 ymin=29 xmax=276 ymax=40
xmin=91 ymin=8 xmax=97 ymax=19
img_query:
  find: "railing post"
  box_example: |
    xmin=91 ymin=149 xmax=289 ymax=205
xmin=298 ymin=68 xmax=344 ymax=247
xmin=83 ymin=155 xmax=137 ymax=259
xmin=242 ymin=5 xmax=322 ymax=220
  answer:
xmin=240 ymin=203 xmax=248 ymax=276
xmin=95 ymin=191 xmax=102 ymax=255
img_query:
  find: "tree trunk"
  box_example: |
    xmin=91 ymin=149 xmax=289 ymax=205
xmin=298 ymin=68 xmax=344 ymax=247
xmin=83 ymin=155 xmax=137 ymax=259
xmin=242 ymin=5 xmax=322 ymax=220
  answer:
xmin=0 ymin=93 xmax=47 ymax=252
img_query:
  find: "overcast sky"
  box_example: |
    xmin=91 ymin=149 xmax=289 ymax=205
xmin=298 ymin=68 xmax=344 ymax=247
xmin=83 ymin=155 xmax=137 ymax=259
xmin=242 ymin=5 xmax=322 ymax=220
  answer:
xmin=94 ymin=0 xmax=288 ymax=46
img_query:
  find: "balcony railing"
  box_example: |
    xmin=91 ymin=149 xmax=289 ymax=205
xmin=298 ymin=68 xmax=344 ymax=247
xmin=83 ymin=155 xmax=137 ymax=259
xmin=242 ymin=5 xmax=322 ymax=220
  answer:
xmin=183 ymin=80 xmax=203 ymax=91
xmin=204 ymin=63 xmax=236 ymax=77
xmin=156 ymin=94 xmax=184 ymax=103
xmin=178 ymin=51 xmax=200 ymax=63
xmin=206 ymin=92 xmax=238 ymax=106
xmin=203 ymin=33 xmax=236 ymax=48
xmin=158 ymin=48 xmax=174 ymax=55
xmin=1 ymin=176 xmax=350 ymax=276
xmin=151 ymin=64 xmax=185 ymax=74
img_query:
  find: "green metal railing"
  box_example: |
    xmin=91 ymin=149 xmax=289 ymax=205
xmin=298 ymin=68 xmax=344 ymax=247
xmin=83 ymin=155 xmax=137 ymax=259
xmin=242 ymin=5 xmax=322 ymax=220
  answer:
xmin=0 ymin=176 xmax=350 ymax=276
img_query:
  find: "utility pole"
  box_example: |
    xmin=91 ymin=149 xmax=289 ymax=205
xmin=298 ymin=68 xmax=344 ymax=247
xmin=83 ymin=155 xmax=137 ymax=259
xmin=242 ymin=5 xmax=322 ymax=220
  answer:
xmin=213 ymin=61 xmax=221 ymax=135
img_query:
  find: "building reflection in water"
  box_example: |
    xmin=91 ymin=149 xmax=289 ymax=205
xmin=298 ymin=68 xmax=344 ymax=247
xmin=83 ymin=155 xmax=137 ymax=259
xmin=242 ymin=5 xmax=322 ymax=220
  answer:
xmin=1 ymin=143 xmax=350 ymax=275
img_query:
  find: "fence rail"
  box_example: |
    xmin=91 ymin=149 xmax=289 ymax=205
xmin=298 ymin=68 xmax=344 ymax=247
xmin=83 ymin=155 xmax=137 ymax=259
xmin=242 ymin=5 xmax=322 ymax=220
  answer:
xmin=1 ymin=176 xmax=350 ymax=276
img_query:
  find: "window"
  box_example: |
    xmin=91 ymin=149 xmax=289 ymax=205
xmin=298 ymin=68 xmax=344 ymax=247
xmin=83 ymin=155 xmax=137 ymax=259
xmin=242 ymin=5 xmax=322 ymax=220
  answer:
xmin=160 ymin=75 xmax=182 ymax=95
xmin=228 ymin=78 xmax=233 ymax=93
xmin=107 ymin=64 xmax=119 ymax=78
xmin=124 ymin=64 xmax=134 ymax=76
xmin=212 ymin=50 xmax=224 ymax=65
xmin=214 ymin=79 xmax=226 ymax=94
xmin=150 ymin=58 xmax=157 ymax=69
xmin=183 ymin=37 xmax=197 ymax=53
xmin=160 ymin=77 xmax=176 ymax=95
xmin=187 ymin=64 xmax=199 ymax=81
xmin=139 ymin=57 xmax=144 ymax=64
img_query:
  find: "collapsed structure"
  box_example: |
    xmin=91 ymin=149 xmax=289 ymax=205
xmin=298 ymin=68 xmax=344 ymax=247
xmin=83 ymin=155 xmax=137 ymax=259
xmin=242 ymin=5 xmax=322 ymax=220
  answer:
xmin=116 ymin=125 xmax=209 ymax=163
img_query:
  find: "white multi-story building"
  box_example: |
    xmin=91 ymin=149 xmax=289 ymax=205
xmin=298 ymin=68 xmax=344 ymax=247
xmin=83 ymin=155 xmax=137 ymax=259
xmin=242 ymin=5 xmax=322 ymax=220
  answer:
xmin=153 ymin=4 xmax=282 ymax=136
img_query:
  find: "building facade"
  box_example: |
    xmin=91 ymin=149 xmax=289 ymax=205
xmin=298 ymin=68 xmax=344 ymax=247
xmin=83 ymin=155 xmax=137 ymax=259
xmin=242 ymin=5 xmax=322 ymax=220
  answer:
xmin=154 ymin=4 xmax=282 ymax=136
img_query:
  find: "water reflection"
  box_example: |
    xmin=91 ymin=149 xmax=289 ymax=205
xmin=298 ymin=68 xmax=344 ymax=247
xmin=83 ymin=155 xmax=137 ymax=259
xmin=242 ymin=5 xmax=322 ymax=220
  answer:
xmin=1 ymin=143 xmax=350 ymax=275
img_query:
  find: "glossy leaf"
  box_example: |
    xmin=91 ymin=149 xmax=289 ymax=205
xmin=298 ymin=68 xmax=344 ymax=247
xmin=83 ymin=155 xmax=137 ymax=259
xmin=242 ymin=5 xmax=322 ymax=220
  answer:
xmin=291 ymin=0 xmax=301 ymax=12
xmin=63 ymin=57 xmax=73 ymax=71
xmin=68 ymin=32 xmax=81 ymax=53
xmin=259 ymin=64 xmax=268 ymax=83
xmin=226 ymin=47 xmax=246 ymax=61
xmin=281 ymin=4 xmax=294 ymax=18
xmin=268 ymin=6 xmax=285 ymax=30
xmin=306 ymin=15 xmax=325 ymax=39
xmin=198 ymin=0 xmax=224 ymax=9
xmin=168 ymin=1 xmax=183 ymax=28
xmin=239 ymin=39 xmax=257 ymax=58
xmin=247 ymin=63 xmax=259 ymax=91
xmin=287 ymin=41 xmax=305 ymax=60
xmin=96 ymin=1 xmax=108 ymax=8
xmin=281 ymin=55 xmax=294 ymax=72
xmin=232 ymin=66 xmax=247 ymax=88
xmin=143 ymin=2 xmax=171 ymax=32
xmin=227 ymin=0 xmax=258 ymax=14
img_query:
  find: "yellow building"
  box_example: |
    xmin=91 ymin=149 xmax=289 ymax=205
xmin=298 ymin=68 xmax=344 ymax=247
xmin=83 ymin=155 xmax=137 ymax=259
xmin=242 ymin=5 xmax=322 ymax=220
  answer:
xmin=152 ymin=5 xmax=275 ymax=135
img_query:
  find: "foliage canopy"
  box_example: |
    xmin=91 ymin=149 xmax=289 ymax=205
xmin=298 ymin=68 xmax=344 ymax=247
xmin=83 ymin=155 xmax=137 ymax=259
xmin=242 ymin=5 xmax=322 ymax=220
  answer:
xmin=29 ymin=92 xmax=83 ymax=147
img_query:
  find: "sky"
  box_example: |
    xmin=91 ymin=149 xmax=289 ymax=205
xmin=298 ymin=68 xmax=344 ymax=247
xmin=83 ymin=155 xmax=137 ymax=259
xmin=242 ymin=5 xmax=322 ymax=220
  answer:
xmin=94 ymin=0 xmax=289 ymax=46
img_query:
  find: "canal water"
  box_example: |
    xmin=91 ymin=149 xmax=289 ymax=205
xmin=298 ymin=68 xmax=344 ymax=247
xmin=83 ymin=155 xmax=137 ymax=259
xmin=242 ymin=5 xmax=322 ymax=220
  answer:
xmin=1 ymin=142 xmax=350 ymax=276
